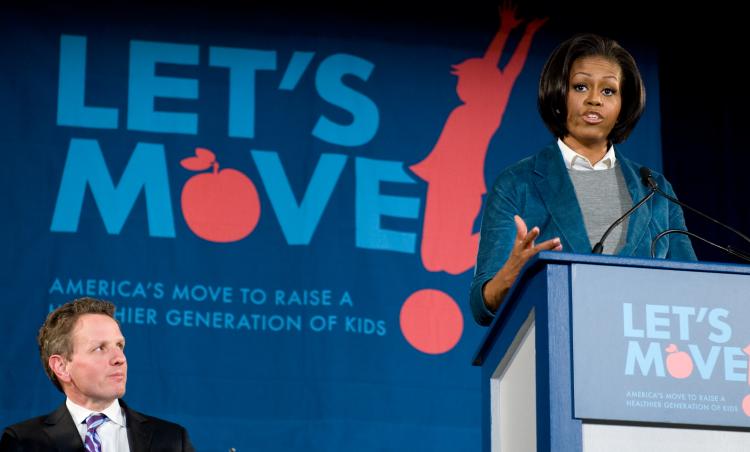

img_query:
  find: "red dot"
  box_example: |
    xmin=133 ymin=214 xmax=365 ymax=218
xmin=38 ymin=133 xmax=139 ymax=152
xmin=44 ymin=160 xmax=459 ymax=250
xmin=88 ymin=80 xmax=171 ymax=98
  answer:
xmin=400 ymin=289 xmax=463 ymax=354
xmin=743 ymin=394 xmax=750 ymax=417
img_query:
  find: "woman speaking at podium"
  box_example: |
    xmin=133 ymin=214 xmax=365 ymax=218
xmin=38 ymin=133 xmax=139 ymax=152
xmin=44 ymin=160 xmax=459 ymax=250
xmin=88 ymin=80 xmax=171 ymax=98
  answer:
xmin=470 ymin=33 xmax=696 ymax=326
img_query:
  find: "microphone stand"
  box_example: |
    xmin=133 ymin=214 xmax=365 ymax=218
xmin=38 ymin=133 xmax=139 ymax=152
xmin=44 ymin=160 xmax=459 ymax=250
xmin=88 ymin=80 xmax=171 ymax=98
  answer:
xmin=651 ymin=229 xmax=750 ymax=263
xmin=650 ymin=185 xmax=750 ymax=247
xmin=641 ymin=166 xmax=750 ymax=262
xmin=592 ymin=188 xmax=656 ymax=254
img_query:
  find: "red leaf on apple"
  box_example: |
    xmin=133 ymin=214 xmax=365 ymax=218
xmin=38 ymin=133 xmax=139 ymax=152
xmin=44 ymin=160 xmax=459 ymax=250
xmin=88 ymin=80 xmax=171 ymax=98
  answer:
xmin=180 ymin=156 xmax=213 ymax=171
xmin=195 ymin=147 xmax=216 ymax=161
xmin=181 ymin=147 xmax=217 ymax=171
xmin=665 ymin=344 xmax=677 ymax=353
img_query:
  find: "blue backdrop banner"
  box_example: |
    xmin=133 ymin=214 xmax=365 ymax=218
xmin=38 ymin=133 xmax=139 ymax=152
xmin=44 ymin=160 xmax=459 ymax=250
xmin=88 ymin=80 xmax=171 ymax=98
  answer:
xmin=0 ymin=6 xmax=663 ymax=451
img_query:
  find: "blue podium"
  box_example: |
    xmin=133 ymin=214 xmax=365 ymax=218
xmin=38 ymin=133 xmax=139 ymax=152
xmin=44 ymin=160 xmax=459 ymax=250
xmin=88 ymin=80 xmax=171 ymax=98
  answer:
xmin=472 ymin=252 xmax=750 ymax=451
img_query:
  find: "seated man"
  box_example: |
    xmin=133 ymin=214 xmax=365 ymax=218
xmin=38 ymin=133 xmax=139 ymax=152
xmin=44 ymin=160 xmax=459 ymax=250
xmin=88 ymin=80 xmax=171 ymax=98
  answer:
xmin=1 ymin=297 xmax=194 ymax=451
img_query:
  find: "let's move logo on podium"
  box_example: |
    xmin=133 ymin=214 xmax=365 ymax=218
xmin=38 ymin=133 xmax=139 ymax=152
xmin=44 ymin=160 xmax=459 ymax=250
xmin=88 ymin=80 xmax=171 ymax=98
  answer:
xmin=623 ymin=302 xmax=750 ymax=418
xmin=573 ymin=265 xmax=750 ymax=428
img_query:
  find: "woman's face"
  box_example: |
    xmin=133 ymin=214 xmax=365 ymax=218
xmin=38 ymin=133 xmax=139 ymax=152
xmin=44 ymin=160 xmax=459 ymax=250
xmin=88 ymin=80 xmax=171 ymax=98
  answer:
xmin=564 ymin=56 xmax=622 ymax=152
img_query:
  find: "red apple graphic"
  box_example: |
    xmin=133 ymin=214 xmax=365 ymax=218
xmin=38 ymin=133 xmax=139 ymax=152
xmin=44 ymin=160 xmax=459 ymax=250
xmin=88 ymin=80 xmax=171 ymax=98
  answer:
xmin=665 ymin=344 xmax=693 ymax=379
xmin=180 ymin=147 xmax=260 ymax=243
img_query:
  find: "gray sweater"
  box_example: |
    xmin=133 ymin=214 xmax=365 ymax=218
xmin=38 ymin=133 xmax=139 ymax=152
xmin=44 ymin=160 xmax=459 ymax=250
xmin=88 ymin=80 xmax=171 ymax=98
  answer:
xmin=567 ymin=164 xmax=633 ymax=254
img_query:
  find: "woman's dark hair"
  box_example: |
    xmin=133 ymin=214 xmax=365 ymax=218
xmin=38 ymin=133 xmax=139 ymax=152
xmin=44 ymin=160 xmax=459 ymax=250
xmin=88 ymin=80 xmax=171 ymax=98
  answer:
xmin=538 ymin=33 xmax=645 ymax=144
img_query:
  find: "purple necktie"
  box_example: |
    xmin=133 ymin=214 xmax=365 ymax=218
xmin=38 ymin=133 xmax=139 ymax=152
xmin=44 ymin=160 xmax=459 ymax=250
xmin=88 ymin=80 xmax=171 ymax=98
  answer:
xmin=83 ymin=413 xmax=109 ymax=452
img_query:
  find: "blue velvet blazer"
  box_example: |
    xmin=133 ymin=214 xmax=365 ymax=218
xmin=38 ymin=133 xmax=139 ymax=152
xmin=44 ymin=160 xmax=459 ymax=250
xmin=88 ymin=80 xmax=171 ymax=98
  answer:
xmin=470 ymin=143 xmax=697 ymax=325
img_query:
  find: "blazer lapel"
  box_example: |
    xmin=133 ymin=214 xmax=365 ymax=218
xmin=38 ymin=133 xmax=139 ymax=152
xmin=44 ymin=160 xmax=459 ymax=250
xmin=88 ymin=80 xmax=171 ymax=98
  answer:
xmin=43 ymin=403 xmax=84 ymax=452
xmin=122 ymin=400 xmax=153 ymax=451
xmin=532 ymin=144 xmax=592 ymax=253
xmin=616 ymin=152 xmax=652 ymax=256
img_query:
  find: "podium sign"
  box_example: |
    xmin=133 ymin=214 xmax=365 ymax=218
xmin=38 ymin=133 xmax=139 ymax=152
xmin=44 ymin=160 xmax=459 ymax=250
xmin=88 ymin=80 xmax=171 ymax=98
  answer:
xmin=572 ymin=264 xmax=750 ymax=428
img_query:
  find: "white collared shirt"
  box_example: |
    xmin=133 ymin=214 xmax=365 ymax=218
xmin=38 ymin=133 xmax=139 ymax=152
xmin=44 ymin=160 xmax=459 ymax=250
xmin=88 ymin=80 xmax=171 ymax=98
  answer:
xmin=558 ymin=138 xmax=617 ymax=171
xmin=66 ymin=398 xmax=130 ymax=452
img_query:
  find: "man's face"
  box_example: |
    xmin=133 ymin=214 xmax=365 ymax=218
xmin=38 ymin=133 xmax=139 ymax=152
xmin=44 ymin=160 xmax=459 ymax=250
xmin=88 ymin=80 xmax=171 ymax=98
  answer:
xmin=60 ymin=314 xmax=127 ymax=410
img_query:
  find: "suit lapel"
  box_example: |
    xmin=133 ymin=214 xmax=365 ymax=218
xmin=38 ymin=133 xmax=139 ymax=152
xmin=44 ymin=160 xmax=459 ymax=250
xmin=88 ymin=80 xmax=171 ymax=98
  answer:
xmin=532 ymin=144 xmax=592 ymax=253
xmin=43 ymin=403 xmax=84 ymax=452
xmin=122 ymin=400 xmax=153 ymax=451
xmin=616 ymin=152 xmax=652 ymax=256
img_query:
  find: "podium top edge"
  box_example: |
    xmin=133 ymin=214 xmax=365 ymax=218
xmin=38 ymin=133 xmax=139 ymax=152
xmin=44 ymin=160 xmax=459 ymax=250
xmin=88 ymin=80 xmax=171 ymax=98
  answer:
xmin=533 ymin=251 xmax=750 ymax=275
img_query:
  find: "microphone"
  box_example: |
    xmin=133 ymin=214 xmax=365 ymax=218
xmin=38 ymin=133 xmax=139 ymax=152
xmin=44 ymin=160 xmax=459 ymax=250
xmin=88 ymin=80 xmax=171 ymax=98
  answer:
xmin=591 ymin=170 xmax=656 ymax=254
xmin=639 ymin=166 xmax=658 ymax=190
xmin=640 ymin=166 xmax=750 ymax=261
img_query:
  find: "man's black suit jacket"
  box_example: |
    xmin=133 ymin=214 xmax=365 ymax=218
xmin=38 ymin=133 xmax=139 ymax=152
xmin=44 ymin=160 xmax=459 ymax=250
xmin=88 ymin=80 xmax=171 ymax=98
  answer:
xmin=0 ymin=400 xmax=194 ymax=451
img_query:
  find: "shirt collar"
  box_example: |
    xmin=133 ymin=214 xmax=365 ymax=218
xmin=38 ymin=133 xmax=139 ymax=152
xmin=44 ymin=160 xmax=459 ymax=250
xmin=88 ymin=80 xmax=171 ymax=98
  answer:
xmin=558 ymin=138 xmax=617 ymax=171
xmin=66 ymin=398 xmax=126 ymax=428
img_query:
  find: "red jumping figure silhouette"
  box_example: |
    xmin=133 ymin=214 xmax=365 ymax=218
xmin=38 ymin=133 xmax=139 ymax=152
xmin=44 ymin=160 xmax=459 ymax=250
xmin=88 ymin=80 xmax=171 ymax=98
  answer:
xmin=410 ymin=4 xmax=547 ymax=275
